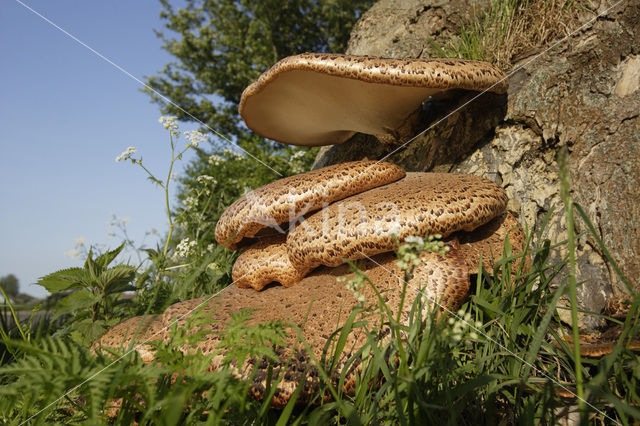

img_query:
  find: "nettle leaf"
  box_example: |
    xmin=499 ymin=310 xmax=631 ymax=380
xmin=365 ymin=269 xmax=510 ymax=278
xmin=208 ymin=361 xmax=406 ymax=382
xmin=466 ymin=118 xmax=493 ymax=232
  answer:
xmin=96 ymin=242 xmax=126 ymax=269
xmin=84 ymin=247 xmax=100 ymax=278
xmin=100 ymin=265 xmax=137 ymax=294
xmin=36 ymin=267 xmax=89 ymax=293
xmin=70 ymin=318 xmax=108 ymax=345
xmin=54 ymin=290 xmax=100 ymax=318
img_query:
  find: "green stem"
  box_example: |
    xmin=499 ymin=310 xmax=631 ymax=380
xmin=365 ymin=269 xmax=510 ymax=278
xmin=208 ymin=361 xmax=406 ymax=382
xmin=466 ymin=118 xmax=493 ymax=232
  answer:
xmin=162 ymin=132 xmax=176 ymax=258
xmin=559 ymin=148 xmax=585 ymax=416
xmin=0 ymin=285 xmax=27 ymax=341
xmin=137 ymin=162 xmax=164 ymax=189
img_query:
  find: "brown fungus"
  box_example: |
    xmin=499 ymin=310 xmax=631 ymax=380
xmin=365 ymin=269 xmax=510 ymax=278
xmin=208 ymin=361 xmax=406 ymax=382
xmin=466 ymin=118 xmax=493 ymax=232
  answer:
xmin=239 ymin=53 xmax=507 ymax=146
xmin=215 ymin=160 xmax=405 ymax=249
xmin=286 ymin=172 xmax=508 ymax=270
xmin=95 ymin=242 xmax=469 ymax=408
xmin=232 ymin=234 xmax=314 ymax=290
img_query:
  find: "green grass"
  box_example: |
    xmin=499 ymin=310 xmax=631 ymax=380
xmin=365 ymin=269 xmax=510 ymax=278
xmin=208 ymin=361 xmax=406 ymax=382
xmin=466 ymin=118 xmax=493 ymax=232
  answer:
xmin=430 ymin=0 xmax=594 ymax=68
xmin=0 ymin=151 xmax=638 ymax=424
xmin=0 ymin=127 xmax=637 ymax=424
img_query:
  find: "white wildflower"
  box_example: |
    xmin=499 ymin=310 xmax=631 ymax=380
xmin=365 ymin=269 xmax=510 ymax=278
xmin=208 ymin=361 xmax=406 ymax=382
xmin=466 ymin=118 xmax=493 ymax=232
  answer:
xmin=339 ymin=274 xmax=366 ymax=303
xmin=173 ymin=237 xmax=197 ymax=260
xmin=208 ymin=154 xmax=224 ymax=166
xmin=196 ymin=175 xmax=218 ymax=185
xmin=183 ymin=196 xmax=198 ymax=210
xmin=222 ymin=148 xmax=243 ymax=160
xmin=75 ymin=236 xmax=86 ymax=246
xmin=184 ymin=130 xmax=207 ymax=148
xmin=121 ymin=217 xmax=130 ymax=225
xmin=207 ymin=243 xmax=214 ymax=253
xmin=158 ymin=115 xmax=179 ymax=132
xmin=115 ymin=146 xmax=137 ymax=162
xmin=404 ymin=235 xmax=424 ymax=246
xmin=290 ymin=150 xmax=306 ymax=161
xmin=65 ymin=249 xmax=81 ymax=259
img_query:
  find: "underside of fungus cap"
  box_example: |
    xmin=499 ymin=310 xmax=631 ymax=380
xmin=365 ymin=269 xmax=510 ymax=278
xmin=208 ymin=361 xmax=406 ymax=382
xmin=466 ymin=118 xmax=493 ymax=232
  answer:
xmin=232 ymin=234 xmax=314 ymax=290
xmin=239 ymin=53 xmax=508 ymax=146
xmin=215 ymin=160 xmax=405 ymax=249
xmin=287 ymin=172 xmax=508 ymax=269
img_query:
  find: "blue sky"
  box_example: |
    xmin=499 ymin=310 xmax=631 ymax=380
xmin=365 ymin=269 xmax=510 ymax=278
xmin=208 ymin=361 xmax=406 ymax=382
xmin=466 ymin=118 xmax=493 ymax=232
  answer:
xmin=0 ymin=1 xmax=209 ymax=298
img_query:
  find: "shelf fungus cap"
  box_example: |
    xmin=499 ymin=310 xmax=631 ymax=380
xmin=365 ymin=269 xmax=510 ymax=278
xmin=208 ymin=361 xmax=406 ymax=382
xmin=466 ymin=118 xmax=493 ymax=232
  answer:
xmin=91 ymin=315 xmax=163 ymax=363
xmin=287 ymin=172 xmax=508 ymax=269
xmin=215 ymin=160 xmax=405 ymax=249
xmin=177 ymin=244 xmax=468 ymax=407
xmin=455 ymin=213 xmax=529 ymax=274
xmin=232 ymin=234 xmax=314 ymax=290
xmin=239 ymin=53 xmax=508 ymax=146
xmin=94 ymin=242 xmax=470 ymax=407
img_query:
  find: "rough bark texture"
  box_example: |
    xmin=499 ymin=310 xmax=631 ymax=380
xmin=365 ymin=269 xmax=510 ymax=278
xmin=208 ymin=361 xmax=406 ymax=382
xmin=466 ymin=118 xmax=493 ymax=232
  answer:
xmin=313 ymin=0 xmax=640 ymax=329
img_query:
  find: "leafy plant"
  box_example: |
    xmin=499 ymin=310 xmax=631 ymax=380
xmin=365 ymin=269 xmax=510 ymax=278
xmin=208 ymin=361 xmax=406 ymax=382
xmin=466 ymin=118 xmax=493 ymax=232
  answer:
xmin=36 ymin=243 xmax=136 ymax=345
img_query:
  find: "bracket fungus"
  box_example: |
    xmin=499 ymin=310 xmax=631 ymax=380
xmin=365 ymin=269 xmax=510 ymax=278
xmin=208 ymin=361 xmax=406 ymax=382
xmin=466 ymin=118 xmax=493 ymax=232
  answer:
xmin=232 ymin=234 xmax=313 ymax=290
xmin=239 ymin=53 xmax=507 ymax=146
xmin=214 ymin=160 xmax=405 ymax=249
xmin=94 ymin=242 xmax=470 ymax=408
xmin=286 ymin=172 xmax=508 ymax=270
xmin=93 ymin=50 xmax=531 ymax=411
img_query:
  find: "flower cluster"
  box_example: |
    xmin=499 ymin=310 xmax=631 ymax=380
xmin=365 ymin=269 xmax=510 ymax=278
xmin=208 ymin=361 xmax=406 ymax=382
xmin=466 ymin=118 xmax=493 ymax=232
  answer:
xmin=338 ymin=270 xmax=367 ymax=303
xmin=289 ymin=149 xmax=308 ymax=174
xmin=183 ymin=196 xmax=198 ymax=210
xmin=158 ymin=115 xmax=179 ymax=136
xmin=115 ymin=146 xmax=137 ymax=163
xmin=396 ymin=234 xmax=449 ymax=271
xmin=208 ymin=154 xmax=224 ymax=166
xmin=173 ymin=237 xmax=197 ymax=260
xmin=222 ymin=148 xmax=244 ymax=160
xmin=443 ymin=310 xmax=482 ymax=345
xmin=184 ymin=129 xmax=207 ymax=148
xmin=196 ymin=175 xmax=218 ymax=185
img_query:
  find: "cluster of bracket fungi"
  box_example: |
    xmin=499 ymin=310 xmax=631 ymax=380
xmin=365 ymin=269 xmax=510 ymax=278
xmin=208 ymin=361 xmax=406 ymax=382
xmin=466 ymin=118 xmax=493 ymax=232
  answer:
xmin=94 ymin=53 xmax=538 ymax=407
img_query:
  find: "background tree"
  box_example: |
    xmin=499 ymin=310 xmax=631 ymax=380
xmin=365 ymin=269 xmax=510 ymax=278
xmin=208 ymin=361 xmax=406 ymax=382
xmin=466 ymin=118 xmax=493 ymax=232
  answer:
xmin=142 ymin=0 xmax=374 ymax=295
xmin=0 ymin=275 xmax=19 ymax=300
xmin=146 ymin=0 xmax=374 ymax=140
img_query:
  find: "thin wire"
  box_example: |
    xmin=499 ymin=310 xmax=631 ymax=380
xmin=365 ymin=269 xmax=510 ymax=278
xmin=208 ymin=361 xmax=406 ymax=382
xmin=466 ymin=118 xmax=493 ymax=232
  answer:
xmin=13 ymin=0 xmax=628 ymax=422
xmin=13 ymin=0 xmax=283 ymax=177
xmin=358 ymin=250 xmax=620 ymax=425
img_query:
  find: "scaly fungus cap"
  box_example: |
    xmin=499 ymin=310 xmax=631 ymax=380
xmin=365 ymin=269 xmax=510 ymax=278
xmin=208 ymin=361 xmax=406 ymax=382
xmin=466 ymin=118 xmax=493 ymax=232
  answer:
xmin=455 ymin=213 xmax=529 ymax=274
xmin=287 ymin=172 xmax=508 ymax=269
xmin=156 ymin=243 xmax=469 ymax=407
xmin=232 ymin=234 xmax=314 ymax=290
xmin=239 ymin=53 xmax=508 ymax=146
xmin=215 ymin=160 xmax=405 ymax=249
xmin=91 ymin=315 xmax=163 ymax=363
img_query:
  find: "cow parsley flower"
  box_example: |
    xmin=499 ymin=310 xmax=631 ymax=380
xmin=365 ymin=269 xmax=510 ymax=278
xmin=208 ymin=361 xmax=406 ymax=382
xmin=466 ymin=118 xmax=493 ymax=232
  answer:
xmin=115 ymin=146 xmax=137 ymax=162
xmin=196 ymin=175 xmax=218 ymax=185
xmin=184 ymin=130 xmax=207 ymax=148
xmin=174 ymin=237 xmax=197 ymax=260
xmin=396 ymin=234 xmax=449 ymax=271
xmin=208 ymin=154 xmax=224 ymax=166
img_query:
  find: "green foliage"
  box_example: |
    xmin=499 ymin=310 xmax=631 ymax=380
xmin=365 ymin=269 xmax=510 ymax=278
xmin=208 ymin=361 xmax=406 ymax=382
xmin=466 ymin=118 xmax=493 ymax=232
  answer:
xmin=0 ymin=274 xmax=19 ymax=299
xmin=146 ymin=0 xmax=374 ymax=137
xmin=36 ymin=243 xmax=136 ymax=345
xmin=429 ymin=0 xmax=594 ymax=68
xmin=144 ymin=0 xmax=373 ymax=285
